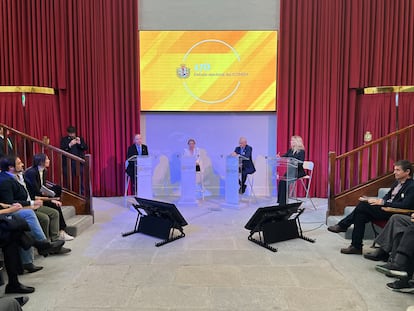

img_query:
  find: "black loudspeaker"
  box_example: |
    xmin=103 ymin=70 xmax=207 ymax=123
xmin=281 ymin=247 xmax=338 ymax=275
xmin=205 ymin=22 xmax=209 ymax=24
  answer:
xmin=262 ymin=219 xmax=299 ymax=244
xmin=245 ymin=202 xmax=315 ymax=252
xmin=137 ymin=215 xmax=172 ymax=240
xmin=122 ymin=197 xmax=187 ymax=247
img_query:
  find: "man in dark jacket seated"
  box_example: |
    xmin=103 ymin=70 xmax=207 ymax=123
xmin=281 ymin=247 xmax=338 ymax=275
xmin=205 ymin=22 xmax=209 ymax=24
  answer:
xmin=328 ymin=160 xmax=414 ymax=255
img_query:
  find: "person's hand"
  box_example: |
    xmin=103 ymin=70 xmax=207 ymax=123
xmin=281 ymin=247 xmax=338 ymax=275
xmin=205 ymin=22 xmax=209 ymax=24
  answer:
xmin=75 ymin=137 xmax=81 ymax=144
xmin=276 ymin=152 xmax=281 ymax=158
xmin=33 ymin=199 xmax=43 ymax=209
xmin=51 ymin=199 xmax=62 ymax=207
xmin=368 ymin=198 xmax=384 ymax=205
xmin=69 ymin=139 xmax=76 ymax=147
xmin=411 ymin=213 xmax=414 ymax=223
xmin=231 ymin=151 xmax=237 ymax=156
xmin=8 ymin=203 xmax=23 ymax=213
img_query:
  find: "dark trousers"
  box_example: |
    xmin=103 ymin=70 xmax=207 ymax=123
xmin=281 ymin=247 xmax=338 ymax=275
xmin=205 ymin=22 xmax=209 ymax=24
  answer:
xmin=338 ymin=201 xmax=392 ymax=249
xmin=395 ymin=224 xmax=414 ymax=277
xmin=277 ymin=180 xmax=287 ymax=205
xmin=2 ymin=232 xmax=24 ymax=286
xmin=45 ymin=201 xmax=67 ymax=230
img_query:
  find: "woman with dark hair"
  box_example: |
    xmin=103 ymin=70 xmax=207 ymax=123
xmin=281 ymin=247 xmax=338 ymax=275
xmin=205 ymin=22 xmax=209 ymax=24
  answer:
xmin=24 ymin=153 xmax=74 ymax=241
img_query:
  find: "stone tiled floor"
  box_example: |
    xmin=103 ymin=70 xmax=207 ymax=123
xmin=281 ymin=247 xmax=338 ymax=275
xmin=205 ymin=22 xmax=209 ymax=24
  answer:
xmin=2 ymin=196 xmax=413 ymax=310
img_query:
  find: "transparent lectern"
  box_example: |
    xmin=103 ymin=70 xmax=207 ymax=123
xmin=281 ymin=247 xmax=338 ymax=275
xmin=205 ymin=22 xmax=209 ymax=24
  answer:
xmin=178 ymin=155 xmax=197 ymax=205
xmin=127 ymin=155 xmax=153 ymax=199
xmin=275 ymin=157 xmax=303 ymax=205
xmin=225 ymin=154 xmax=248 ymax=205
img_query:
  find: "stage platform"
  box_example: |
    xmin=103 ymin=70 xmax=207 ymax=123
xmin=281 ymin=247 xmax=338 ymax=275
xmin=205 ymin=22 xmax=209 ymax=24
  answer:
xmin=10 ymin=195 xmax=413 ymax=311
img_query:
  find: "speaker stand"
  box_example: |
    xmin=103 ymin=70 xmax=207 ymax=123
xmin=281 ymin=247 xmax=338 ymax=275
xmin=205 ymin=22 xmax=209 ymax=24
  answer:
xmin=122 ymin=204 xmax=186 ymax=247
xmin=247 ymin=207 xmax=315 ymax=252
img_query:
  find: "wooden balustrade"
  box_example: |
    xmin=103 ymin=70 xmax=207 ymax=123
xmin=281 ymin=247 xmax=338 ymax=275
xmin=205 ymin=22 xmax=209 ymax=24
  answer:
xmin=328 ymin=124 xmax=414 ymax=216
xmin=0 ymin=123 xmax=93 ymax=217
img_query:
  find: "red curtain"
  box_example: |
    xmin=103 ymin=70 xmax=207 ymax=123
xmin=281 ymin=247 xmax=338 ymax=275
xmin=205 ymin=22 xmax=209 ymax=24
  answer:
xmin=0 ymin=0 xmax=139 ymax=196
xmin=278 ymin=0 xmax=414 ymax=197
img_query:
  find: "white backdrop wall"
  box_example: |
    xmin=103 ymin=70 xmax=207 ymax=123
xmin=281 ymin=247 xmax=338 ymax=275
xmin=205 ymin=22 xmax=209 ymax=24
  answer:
xmin=139 ymin=0 xmax=280 ymax=30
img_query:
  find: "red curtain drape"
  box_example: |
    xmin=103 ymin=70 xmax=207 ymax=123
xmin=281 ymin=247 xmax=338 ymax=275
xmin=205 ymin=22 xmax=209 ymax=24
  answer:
xmin=278 ymin=0 xmax=414 ymax=197
xmin=0 ymin=0 xmax=139 ymax=196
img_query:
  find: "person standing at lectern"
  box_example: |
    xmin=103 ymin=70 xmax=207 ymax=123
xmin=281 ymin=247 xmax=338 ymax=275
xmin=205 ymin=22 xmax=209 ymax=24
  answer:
xmin=277 ymin=135 xmax=306 ymax=205
xmin=183 ymin=138 xmax=201 ymax=171
xmin=232 ymin=137 xmax=256 ymax=194
xmin=126 ymin=134 xmax=149 ymax=190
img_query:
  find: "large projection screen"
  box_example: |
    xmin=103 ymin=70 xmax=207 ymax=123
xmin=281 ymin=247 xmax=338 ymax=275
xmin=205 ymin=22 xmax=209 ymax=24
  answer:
xmin=139 ymin=31 xmax=277 ymax=112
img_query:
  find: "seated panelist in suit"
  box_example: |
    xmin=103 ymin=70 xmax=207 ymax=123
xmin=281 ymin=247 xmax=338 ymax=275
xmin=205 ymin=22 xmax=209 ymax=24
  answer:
xmin=126 ymin=134 xmax=149 ymax=186
xmin=232 ymin=137 xmax=256 ymax=194
xmin=24 ymin=153 xmax=74 ymax=241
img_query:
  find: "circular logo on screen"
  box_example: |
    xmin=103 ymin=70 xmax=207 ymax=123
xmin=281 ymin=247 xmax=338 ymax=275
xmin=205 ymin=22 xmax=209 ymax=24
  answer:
xmin=178 ymin=39 xmax=241 ymax=104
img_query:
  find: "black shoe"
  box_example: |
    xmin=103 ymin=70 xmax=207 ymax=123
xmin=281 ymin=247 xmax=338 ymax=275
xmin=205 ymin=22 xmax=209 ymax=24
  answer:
xmin=5 ymin=283 xmax=35 ymax=294
xmin=23 ymin=263 xmax=43 ymax=273
xmin=34 ymin=239 xmax=64 ymax=257
xmin=49 ymin=246 xmax=71 ymax=255
xmin=40 ymin=240 xmax=65 ymax=256
xmin=386 ymin=279 xmax=414 ymax=293
xmin=241 ymin=184 xmax=247 ymax=194
xmin=328 ymin=224 xmax=347 ymax=233
xmin=376 ymin=262 xmax=408 ymax=278
xmin=33 ymin=239 xmax=52 ymax=257
xmin=340 ymin=245 xmax=362 ymax=255
xmin=15 ymin=296 xmax=30 ymax=307
xmin=364 ymin=248 xmax=389 ymax=262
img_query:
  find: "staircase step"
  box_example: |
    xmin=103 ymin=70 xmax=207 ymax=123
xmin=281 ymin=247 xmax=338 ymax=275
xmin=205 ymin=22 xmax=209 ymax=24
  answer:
xmin=65 ymin=215 xmax=93 ymax=237
xmin=61 ymin=205 xmax=77 ymax=219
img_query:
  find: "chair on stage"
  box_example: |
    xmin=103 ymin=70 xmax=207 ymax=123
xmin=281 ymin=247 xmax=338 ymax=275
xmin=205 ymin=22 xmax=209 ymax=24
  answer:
xmin=246 ymin=173 xmax=256 ymax=202
xmin=196 ymin=168 xmax=205 ymax=200
xmin=290 ymin=161 xmax=316 ymax=209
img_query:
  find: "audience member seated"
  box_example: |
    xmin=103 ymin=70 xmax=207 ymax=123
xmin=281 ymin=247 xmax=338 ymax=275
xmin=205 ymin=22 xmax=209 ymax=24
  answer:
xmin=24 ymin=153 xmax=74 ymax=241
xmin=0 ymin=155 xmax=70 ymax=258
xmin=328 ymin=160 xmax=414 ymax=255
xmin=0 ymin=296 xmax=28 ymax=310
xmin=371 ymin=213 xmax=414 ymax=293
xmin=0 ymin=202 xmax=64 ymax=273
xmin=0 ymin=212 xmax=36 ymax=294
xmin=364 ymin=213 xmax=412 ymax=262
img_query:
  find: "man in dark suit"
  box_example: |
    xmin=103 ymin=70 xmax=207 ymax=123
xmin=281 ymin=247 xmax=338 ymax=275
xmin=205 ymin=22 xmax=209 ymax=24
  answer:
xmin=60 ymin=126 xmax=88 ymax=190
xmin=126 ymin=134 xmax=149 ymax=192
xmin=232 ymin=137 xmax=256 ymax=194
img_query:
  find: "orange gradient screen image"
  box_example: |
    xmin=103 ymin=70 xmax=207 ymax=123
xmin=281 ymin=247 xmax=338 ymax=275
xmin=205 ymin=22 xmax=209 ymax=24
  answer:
xmin=139 ymin=31 xmax=277 ymax=111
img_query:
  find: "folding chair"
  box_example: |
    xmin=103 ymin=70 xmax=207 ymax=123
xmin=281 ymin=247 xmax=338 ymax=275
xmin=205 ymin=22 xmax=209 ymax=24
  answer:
xmin=292 ymin=161 xmax=316 ymax=209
